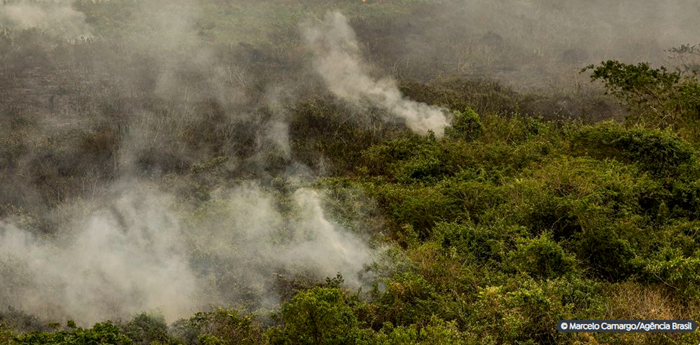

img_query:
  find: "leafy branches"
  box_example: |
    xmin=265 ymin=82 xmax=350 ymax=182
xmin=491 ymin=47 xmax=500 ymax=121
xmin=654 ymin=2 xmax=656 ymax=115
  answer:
xmin=583 ymin=60 xmax=700 ymax=130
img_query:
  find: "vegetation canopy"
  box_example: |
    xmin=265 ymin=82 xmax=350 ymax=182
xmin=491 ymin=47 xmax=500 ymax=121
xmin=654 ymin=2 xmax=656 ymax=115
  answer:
xmin=0 ymin=0 xmax=699 ymax=344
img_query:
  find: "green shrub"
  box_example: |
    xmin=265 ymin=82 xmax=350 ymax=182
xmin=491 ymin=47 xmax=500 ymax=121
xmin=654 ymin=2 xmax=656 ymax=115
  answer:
xmin=508 ymin=234 xmax=577 ymax=279
xmin=520 ymin=192 xmax=582 ymax=240
xmin=374 ymin=273 xmax=442 ymax=327
xmin=373 ymin=185 xmax=462 ymax=237
xmin=0 ymin=326 xmax=15 ymax=345
xmin=266 ymin=287 xmax=361 ymax=345
xmin=643 ymin=248 xmax=700 ymax=299
xmin=445 ymin=108 xmax=483 ymax=142
xmin=374 ymin=316 xmax=467 ymax=345
xmin=667 ymin=179 xmax=700 ymax=219
xmin=121 ymin=313 xmax=175 ymax=345
xmin=432 ymin=222 xmax=524 ymax=266
xmin=14 ymin=322 xmax=133 ymax=345
xmin=573 ymin=224 xmax=637 ymax=280
xmin=572 ymin=122 xmax=697 ymax=177
xmin=172 ymin=308 xmax=264 ymax=345
xmin=361 ymin=134 xmax=442 ymax=181
xmin=470 ymin=276 xmax=603 ymax=344
xmin=584 ymin=60 xmax=700 ymax=129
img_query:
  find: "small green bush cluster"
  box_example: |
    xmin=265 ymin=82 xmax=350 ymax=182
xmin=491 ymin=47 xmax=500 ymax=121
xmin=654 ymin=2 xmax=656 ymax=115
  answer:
xmin=173 ymin=309 xmax=264 ymax=345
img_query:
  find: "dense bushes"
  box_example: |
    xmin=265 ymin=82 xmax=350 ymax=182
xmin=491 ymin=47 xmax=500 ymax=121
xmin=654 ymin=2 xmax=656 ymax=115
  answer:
xmin=2 ymin=1 xmax=700 ymax=343
xmin=6 ymin=108 xmax=700 ymax=344
xmin=508 ymin=234 xmax=576 ymax=279
xmin=267 ymin=287 xmax=361 ymax=345
xmin=572 ymin=121 xmax=697 ymax=177
xmin=13 ymin=322 xmax=132 ymax=345
xmin=445 ymin=108 xmax=484 ymax=142
xmin=174 ymin=309 xmax=264 ymax=345
xmin=337 ymin=111 xmax=700 ymax=343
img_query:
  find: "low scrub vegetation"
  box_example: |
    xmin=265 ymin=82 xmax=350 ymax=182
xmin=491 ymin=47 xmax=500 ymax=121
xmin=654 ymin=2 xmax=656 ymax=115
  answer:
xmin=1 ymin=0 xmax=700 ymax=344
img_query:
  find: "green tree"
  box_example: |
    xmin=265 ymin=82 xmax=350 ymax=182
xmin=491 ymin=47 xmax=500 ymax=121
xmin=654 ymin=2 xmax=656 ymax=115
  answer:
xmin=267 ymin=287 xmax=360 ymax=345
xmin=583 ymin=60 xmax=700 ymax=130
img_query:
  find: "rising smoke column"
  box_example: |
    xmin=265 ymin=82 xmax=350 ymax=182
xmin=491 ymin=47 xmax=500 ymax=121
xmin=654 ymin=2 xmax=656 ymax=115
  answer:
xmin=302 ymin=11 xmax=451 ymax=137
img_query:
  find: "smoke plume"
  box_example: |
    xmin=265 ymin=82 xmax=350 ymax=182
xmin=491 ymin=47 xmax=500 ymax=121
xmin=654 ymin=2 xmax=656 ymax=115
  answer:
xmin=0 ymin=185 xmax=200 ymax=324
xmin=0 ymin=0 xmax=92 ymax=39
xmin=0 ymin=181 xmax=376 ymax=324
xmin=302 ymin=11 xmax=451 ymax=137
xmin=11 ymin=0 xmax=697 ymax=328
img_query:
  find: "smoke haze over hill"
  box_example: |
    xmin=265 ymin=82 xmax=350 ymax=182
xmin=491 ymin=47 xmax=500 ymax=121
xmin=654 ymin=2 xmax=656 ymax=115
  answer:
xmin=0 ymin=0 xmax=698 ymax=336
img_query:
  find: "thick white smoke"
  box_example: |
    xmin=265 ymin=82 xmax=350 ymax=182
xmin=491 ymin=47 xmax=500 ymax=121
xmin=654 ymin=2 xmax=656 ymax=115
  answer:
xmin=0 ymin=186 xmax=201 ymax=324
xmin=200 ymin=184 xmax=373 ymax=288
xmin=0 ymin=181 xmax=375 ymax=324
xmin=302 ymin=11 xmax=451 ymax=137
xmin=0 ymin=0 xmax=92 ymax=39
xmin=184 ymin=182 xmax=376 ymax=311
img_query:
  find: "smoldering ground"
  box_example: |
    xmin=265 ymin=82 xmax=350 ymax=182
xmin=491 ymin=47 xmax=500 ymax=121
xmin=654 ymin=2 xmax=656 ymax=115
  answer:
xmin=0 ymin=0 xmax=389 ymax=325
xmin=0 ymin=0 xmax=91 ymax=40
xmin=0 ymin=0 xmax=698 ymax=327
xmin=0 ymin=180 xmax=378 ymax=324
xmin=302 ymin=11 xmax=451 ymax=137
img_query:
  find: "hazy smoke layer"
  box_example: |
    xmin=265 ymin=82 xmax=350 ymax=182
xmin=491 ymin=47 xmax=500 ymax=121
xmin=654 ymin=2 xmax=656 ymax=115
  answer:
xmin=0 ymin=187 xmax=200 ymax=323
xmin=0 ymin=182 xmax=374 ymax=324
xmin=198 ymin=184 xmax=373 ymax=288
xmin=394 ymin=0 xmax=700 ymax=91
xmin=0 ymin=0 xmax=92 ymax=39
xmin=183 ymin=182 xmax=377 ymax=313
xmin=302 ymin=11 xmax=450 ymax=137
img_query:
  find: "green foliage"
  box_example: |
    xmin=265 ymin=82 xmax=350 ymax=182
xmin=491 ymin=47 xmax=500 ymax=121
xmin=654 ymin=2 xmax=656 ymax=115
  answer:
xmin=375 ymin=185 xmax=461 ymax=237
xmin=4 ymin=2 xmax=700 ymax=342
xmin=508 ymin=233 xmax=576 ymax=279
xmin=13 ymin=322 xmax=132 ymax=345
xmin=373 ymin=316 xmax=467 ymax=344
xmin=174 ymin=308 xmax=264 ymax=345
xmin=471 ymin=276 xmax=604 ymax=344
xmin=432 ymin=222 xmax=523 ymax=266
xmin=360 ymin=134 xmax=444 ymax=182
xmin=575 ymin=224 xmax=638 ymax=280
xmin=339 ymin=112 xmax=700 ymax=343
xmin=266 ymin=287 xmax=361 ymax=345
xmin=121 ymin=313 xmax=175 ymax=345
xmin=572 ymin=121 xmax=697 ymax=177
xmin=372 ymin=273 xmax=443 ymax=327
xmin=584 ymin=60 xmax=700 ymax=129
xmin=643 ymin=247 xmax=700 ymax=298
xmin=1 ymin=326 xmax=16 ymax=345
xmin=445 ymin=108 xmax=484 ymax=142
